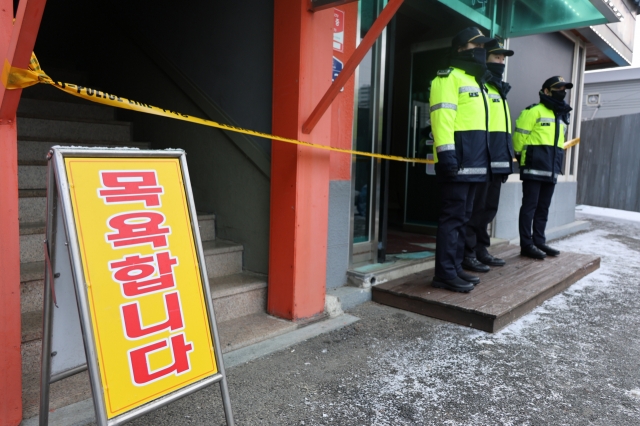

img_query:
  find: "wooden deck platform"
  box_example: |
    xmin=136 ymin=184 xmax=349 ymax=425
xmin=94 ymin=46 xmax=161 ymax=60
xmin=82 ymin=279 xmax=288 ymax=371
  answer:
xmin=372 ymin=245 xmax=600 ymax=333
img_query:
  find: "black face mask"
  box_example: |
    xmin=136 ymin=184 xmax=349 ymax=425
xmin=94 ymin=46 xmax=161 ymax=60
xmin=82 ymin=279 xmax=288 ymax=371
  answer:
xmin=486 ymin=62 xmax=505 ymax=77
xmin=551 ymin=90 xmax=567 ymax=101
xmin=467 ymin=47 xmax=487 ymax=66
xmin=450 ymin=47 xmax=488 ymax=81
xmin=539 ymin=90 xmax=572 ymax=124
xmin=452 ymin=47 xmax=487 ymax=66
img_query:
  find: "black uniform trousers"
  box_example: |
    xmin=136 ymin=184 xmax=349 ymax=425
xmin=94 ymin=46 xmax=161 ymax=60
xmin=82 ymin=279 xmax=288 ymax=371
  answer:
xmin=435 ymin=182 xmax=478 ymax=280
xmin=464 ymin=174 xmax=503 ymax=258
xmin=519 ymin=179 xmax=556 ymax=247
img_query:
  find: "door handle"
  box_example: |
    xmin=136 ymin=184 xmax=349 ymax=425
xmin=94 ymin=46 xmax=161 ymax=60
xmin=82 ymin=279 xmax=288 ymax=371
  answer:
xmin=412 ymin=105 xmax=418 ymax=167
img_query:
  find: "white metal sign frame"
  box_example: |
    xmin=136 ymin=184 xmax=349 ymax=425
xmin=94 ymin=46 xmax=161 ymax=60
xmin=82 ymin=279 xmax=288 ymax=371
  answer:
xmin=39 ymin=147 xmax=234 ymax=426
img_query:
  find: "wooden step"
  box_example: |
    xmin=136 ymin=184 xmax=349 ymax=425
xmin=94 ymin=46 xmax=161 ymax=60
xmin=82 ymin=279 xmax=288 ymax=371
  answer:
xmin=372 ymin=245 xmax=601 ymax=333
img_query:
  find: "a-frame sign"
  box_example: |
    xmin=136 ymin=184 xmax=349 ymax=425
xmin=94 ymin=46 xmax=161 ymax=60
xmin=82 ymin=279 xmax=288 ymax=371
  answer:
xmin=39 ymin=147 xmax=234 ymax=425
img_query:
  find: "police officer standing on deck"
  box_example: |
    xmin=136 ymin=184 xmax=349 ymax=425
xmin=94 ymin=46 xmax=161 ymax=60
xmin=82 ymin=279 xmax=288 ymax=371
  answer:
xmin=514 ymin=76 xmax=573 ymax=259
xmin=429 ymin=27 xmax=493 ymax=293
xmin=462 ymin=39 xmax=514 ymax=273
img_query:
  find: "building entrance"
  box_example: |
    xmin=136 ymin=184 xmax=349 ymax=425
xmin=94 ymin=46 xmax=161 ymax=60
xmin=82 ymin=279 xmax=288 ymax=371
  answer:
xmin=379 ymin=2 xmax=480 ymax=259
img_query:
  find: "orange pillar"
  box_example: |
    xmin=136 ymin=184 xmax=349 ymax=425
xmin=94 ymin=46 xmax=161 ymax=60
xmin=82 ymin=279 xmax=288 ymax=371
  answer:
xmin=1 ymin=1 xmax=47 ymax=424
xmin=0 ymin=4 xmax=22 ymax=424
xmin=268 ymin=0 xmax=333 ymax=320
xmin=0 ymin=120 xmax=21 ymax=425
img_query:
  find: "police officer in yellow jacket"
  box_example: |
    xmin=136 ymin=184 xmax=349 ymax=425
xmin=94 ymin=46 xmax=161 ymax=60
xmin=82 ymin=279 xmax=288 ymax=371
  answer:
xmin=463 ymin=39 xmax=514 ymax=273
xmin=430 ymin=27 xmax=493 ymax=293
xmin=513 ymin=76 xmax=573 ymax=259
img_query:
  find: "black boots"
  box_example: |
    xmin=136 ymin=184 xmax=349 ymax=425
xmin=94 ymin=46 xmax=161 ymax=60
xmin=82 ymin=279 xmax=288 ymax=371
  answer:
xmin=521 ymin=244 xmax=560 ymax=259
xmin=432 ymin=276 xmax=475 ymax=293
xmin=458 ymin=270 xmax=480 ymax=285
xmin=536 ymin=243 xmax=560 ymax=256
xmin=477 ymin=253 xmax=505 ymax=266
xmin=521 ymin=244 xmax=546 ymax=259
xmin=461 ymin=256 xmax=490 ymax=272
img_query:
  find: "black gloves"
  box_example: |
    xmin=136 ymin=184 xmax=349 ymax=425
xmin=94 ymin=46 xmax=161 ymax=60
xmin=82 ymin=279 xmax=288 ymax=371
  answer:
xmin=443 ymin=166 xmax=459 ymax=177
xmin=435 ymin=149 xmax=459 ymax=177
xmin=501 ymin=174 xmax=509 ymax=183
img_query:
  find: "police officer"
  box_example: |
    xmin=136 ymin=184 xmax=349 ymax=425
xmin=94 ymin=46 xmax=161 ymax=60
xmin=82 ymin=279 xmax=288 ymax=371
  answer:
xmin=430 ymin=27 xmax=493 ymax=293
xmin=462 ymin=39 xmax=514 ymax=273
xmin=513 ymin=76 xmax=573 ymax=259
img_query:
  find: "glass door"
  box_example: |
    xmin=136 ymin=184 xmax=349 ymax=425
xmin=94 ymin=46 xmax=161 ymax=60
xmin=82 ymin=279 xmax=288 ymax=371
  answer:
xmin=403 ymin=47 xmax=449 ymax=234
xmin=351 ymin=0 xmax=387 ymax=264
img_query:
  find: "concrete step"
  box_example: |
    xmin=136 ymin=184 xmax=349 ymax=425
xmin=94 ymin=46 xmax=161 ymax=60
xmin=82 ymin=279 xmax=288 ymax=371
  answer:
xmin=20 ymin=311 xmax=292 ymax=420
xmin=19 ymin=271 xmax=268 ymax=346
xmin=20 ymin=213 xmax=218 ymax=313
xmin=17 ymin=116 xmax=132 ymax=143
xmin=19 ymin=223 xmax=45 ymax=264
xmin=18 ymin=98 xmax=115 ymax=121
xmin=203 ymin=239 xmax=244 ymax=278
xmin=18 ymin=213 xmax=216 ymax=268
xmin=216 ymin=312 xmax=296 ymax=354
xmin=19 ymin=257 xmax=263 ymax=420
xmin=24 ymin=66 xmax=89 ymax=87
xmin=197 ymin=212 xmax=216 ymax=242
xmin=347 ymin=255 xmax=436 ymax=288
xmin=18 ymin=165 xmax=47 ymax=190
xmin=19 ymin=190 xmax=47 ymax=224
xmin=18 ymin=161 xmax=204 ymax=223
xmin=21 ymin=310 xmax=42 ymax=344
xmin=21 ymin=340 xmax=92 ymax=420
xmin=21 ymin=83 xmax=88 ymax=103
xmin=21 ymin=261 xmax=45 ymax=315
xmin=18 ymin=139 xmax=150 ymax=163
xmin=210 ymin=272 xmax=268 ymax=323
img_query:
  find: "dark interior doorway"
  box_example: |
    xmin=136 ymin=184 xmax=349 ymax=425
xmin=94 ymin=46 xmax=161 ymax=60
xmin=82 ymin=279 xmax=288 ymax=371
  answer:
xmin=380 ymin=0 xmax=484 ymax=257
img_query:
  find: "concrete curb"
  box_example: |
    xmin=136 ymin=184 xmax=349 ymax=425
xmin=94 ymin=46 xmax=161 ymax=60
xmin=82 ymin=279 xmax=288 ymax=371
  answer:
xmin=21 ymin=314 xmax=360 ymax=426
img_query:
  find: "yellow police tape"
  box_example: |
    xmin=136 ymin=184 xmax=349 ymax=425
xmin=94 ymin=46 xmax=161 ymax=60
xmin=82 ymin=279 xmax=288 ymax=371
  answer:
xmin=3 ymin=54 xmax=433 ymax=164
xmin=3 ymin=53 xmax=578 ymax=164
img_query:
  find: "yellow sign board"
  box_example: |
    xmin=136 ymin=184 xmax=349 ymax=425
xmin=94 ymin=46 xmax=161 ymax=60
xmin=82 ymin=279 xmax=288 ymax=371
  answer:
xmin=64 ymin=157 xmax=217 ymax=418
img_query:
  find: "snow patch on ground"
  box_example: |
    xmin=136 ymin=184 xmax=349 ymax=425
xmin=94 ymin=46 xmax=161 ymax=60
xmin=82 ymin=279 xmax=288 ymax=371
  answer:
xmin=308 ymin=212 xmax=640 ymax=424
xmin=577 ymin=205 xmax=640 ymax=223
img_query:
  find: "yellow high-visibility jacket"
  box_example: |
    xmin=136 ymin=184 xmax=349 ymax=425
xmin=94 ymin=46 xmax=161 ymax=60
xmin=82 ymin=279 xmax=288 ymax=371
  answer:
xmin=486 ymin=83 xmax=513 ymax=175
xmin=513 ymin=103 xmax=566 ymax=183
xmin=429 ymin=66 xmax=489 ymax=182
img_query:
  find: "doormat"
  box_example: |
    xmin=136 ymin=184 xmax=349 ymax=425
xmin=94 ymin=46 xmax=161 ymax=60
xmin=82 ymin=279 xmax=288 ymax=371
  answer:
xmin=386 ymin=229 xmax=437 ymax=254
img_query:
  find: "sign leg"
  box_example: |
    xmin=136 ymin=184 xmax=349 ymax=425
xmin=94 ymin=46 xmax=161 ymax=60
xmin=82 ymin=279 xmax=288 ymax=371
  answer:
xmin=219 ymin=376 xmax=235 ymax=426
xmin=38 ymin=264 xmax=54 ymax=426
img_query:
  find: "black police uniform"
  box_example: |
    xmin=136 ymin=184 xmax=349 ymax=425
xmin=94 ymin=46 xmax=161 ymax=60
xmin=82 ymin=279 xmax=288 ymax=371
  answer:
xmin=464 ymin=41 xmax=514 ymax=268
xmin=429 ymin=28 xmax=492 ymax=290
xmin=514 ymin=76 xmax=573 ymax=257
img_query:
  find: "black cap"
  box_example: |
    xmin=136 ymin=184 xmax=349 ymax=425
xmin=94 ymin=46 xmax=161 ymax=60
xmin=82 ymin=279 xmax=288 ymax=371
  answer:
xmin=542 ymin=76 xmax=574 ymax=90
xmin=451 ymin=27 xmax=493 ymax=50
xmin=485 ymin=39 xmax=514 ymax=57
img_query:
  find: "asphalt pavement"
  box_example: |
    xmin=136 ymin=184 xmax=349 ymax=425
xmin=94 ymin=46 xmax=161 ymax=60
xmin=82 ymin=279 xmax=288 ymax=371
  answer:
xmin=82 ymin=209 xmax=640 ymax=425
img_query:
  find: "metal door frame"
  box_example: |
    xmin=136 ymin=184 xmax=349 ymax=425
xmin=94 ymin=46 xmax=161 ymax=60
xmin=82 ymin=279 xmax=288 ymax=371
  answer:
xmin=349 ymin=0 xmax=388 ymax=266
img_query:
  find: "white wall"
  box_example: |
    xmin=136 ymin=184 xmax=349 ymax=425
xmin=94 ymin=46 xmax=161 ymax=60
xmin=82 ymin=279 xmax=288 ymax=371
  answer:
xmin=634 ymin=19 xmax=640 ymax=67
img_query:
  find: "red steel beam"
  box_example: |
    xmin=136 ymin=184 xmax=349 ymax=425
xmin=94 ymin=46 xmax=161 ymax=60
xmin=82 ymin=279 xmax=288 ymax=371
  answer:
xmin=0 ymin=0 xmax=48 ymax=119
xmin=0 ymin=1 xmax=47 ymax=424
xmin=301 ymin=0 xmax=402 ymax=134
